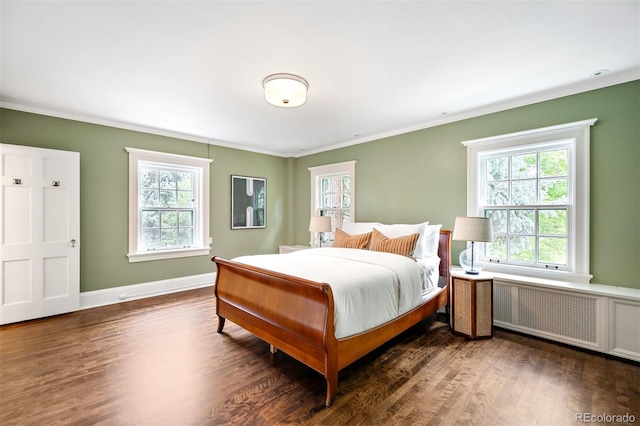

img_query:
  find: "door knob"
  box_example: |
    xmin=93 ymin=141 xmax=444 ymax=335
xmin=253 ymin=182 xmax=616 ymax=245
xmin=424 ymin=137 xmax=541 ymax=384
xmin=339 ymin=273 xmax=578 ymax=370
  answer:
xmin=71 ymin=239 xmax=76 ymax=248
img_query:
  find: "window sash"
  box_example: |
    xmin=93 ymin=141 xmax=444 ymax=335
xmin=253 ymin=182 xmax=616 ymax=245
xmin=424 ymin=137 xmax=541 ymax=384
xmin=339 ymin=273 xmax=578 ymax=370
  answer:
xmin=318 ymin=174 xmax=350 ymax=243
xmin=481 ymin=205 xmax=569 ymax=270
xmin=138 ymin=162 xmax=199 ymax=251
xmin=478 ymin=141 xmax=572 ymax=271
xmin=140 ymin=207 xmax=196 ymax=251
xmin=479 ymin=142 xmax=573 ymax=271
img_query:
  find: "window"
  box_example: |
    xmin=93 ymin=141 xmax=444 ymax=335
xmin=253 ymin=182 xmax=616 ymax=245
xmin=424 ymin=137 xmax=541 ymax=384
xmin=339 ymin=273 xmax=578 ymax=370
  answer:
xmin=482 ymin=145 xmax=571 ymax=266
xmin=308 ymin=161 xmax=356 ymax=245
xmin=463 ymin=119 xmax=596 ymax=283
xmin=126 ymin=148 xmax=213 ymax=262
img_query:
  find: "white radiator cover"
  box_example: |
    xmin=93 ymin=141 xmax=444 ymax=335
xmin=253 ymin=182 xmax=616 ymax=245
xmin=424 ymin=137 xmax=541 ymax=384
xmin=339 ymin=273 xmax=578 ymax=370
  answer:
xmin=492 ymin=276 xmax=640 ymax=362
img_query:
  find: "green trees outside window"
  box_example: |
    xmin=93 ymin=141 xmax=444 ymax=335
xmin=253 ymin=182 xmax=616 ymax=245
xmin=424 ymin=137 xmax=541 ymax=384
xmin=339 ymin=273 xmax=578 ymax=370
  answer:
xmin=140 ymin=166 xmax=195 ymax=250
xmin=318 ymin=174 xmax=350 ymax=244
xmin=483 ymin=148 xmax=568 ymax=267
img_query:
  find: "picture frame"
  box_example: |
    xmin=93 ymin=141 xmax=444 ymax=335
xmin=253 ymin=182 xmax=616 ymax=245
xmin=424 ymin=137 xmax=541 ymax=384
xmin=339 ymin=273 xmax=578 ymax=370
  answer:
xmin=231 ymin=175 xmax=266 ymax=229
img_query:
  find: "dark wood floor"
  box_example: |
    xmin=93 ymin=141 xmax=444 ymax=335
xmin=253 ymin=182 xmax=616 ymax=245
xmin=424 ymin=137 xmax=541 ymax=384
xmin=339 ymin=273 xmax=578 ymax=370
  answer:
xmin=1 ymin=286 xmax=638 ymax=426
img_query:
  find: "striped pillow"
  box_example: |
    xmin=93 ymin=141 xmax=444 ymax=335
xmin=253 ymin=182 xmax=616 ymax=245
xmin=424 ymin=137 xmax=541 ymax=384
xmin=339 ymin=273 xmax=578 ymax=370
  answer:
xmin=369 ymin=228 xmax=419 ymax=258
xmin=332 ymin=228 xmax=371 ymax=249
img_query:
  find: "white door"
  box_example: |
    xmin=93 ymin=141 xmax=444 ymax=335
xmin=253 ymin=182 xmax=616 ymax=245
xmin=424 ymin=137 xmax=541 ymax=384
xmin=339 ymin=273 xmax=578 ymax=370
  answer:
xmin=1 ymin=144 xmax=80 ymax=325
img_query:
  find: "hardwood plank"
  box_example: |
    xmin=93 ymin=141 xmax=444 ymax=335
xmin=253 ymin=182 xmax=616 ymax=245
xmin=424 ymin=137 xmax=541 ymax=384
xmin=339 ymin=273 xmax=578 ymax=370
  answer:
xmin=1 ymin=287 xmax=638 ymax=425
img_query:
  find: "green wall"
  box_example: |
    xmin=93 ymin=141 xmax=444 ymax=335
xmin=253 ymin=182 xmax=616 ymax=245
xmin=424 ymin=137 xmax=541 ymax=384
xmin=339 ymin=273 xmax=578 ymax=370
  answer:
xmin=0 ymin=109 xmax=288 ymax=292
xmin=2 ymin=80 xmax=638 ymax=291
xmin=294 ymin=80 xmax=640 ymax=289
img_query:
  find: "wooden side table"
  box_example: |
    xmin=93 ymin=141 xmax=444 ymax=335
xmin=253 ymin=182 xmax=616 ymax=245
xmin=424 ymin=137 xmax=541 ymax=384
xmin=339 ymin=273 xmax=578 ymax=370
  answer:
xmin=450 ymin=269 xmax=493 ymax=339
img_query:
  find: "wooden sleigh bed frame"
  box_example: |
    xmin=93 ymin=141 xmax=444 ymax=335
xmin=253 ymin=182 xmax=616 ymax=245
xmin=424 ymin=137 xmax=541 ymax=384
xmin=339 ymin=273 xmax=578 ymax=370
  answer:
xmin=212 ymin=229 xmax=452 ymax=407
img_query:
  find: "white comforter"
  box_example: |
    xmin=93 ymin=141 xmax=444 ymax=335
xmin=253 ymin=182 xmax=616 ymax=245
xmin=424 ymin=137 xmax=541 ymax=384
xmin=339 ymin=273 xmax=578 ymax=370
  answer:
xmin=232 ymin=248 xmax=428 ymax=339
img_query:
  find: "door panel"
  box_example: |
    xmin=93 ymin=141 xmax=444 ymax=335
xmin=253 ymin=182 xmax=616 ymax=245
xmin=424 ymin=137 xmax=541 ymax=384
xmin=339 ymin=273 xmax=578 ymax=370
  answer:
xmin=3 ymin=260 xmax=32 ymax=304
xmin=4 ymin=185 xmax=32 ymax=244
xmin=1 ymin=144 xmax=80 ymax=324
xmin=2 ymin=152 xmax=31 ymax=177
xmin=43 ymin=257 xmax=69 ymax=299
xmin=44 ymin=188 xmax=69 ymax=241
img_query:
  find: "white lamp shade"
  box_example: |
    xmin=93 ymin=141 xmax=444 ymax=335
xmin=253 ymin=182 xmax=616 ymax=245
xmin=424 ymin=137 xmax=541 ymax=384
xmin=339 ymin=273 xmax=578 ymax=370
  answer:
xmin=263 ymin=73 xmax=308 ymax=108
xmin=309 ymin=216 xmax=332 ymax=232
xmin=452 ymin=217 xmax=493 ymax=242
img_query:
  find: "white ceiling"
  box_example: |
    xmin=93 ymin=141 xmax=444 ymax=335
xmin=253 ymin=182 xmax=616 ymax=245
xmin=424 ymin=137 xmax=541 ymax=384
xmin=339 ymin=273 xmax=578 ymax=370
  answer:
xmin=1 ymin=1 xmax=638 ymax=157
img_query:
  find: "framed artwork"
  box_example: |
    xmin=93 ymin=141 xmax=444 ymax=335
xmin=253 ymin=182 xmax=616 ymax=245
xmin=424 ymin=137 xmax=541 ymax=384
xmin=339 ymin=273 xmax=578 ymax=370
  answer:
xmin=231 ymin=175 xmax=266 ymax=229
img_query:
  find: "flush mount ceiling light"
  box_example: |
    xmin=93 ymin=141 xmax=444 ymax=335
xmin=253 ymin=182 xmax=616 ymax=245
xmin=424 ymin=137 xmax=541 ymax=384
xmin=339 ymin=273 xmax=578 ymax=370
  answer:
xmin=263 ymin=73 xmax=308 ymax=108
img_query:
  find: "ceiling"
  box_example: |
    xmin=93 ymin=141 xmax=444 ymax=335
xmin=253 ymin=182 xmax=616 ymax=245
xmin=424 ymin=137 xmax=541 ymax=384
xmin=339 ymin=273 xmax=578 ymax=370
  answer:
xmin=1 ymin=1 xmax=638 ymax=157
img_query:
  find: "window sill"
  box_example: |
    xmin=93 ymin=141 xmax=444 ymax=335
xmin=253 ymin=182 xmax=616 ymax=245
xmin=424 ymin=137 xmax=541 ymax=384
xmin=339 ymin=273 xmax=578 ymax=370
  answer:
xmin=483 ymin=268 xmax=639 ymax=301
xmin=127 ymin=247 xmax=211 ymax=263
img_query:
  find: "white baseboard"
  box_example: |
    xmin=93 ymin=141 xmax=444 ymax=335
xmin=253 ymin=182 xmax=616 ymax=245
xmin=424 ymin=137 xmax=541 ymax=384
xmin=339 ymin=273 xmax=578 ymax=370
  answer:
xmin=79 ymin=273 xmax=216 ymax=310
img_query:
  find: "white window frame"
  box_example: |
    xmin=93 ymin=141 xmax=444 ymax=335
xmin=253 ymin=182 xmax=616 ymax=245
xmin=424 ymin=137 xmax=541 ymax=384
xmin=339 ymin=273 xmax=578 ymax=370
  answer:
xmin=462 ymin=119 xmax=597 ymax=284
xmin=308 ymin=160 xmax=357 ymax=246
xmin=125 ymin=147 xmax=213 ymax=263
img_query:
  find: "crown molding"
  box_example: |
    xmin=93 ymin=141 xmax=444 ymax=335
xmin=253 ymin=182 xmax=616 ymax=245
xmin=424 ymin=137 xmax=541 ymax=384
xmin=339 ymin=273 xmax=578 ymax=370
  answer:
xmin=0 ymin=101 xmax=286 ymax=158
xmin=2 ymin=68 xmax=637 ymax=159
xmin=289 ymin=68 xmax=639 ymax=158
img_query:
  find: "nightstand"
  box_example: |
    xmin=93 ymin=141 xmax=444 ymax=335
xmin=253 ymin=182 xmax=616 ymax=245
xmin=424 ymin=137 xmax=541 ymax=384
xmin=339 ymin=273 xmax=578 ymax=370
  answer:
xmin=278 ymin=245 xmax=311 ymax=254
xmin=450 ymin=269 xmax=493 ymax=339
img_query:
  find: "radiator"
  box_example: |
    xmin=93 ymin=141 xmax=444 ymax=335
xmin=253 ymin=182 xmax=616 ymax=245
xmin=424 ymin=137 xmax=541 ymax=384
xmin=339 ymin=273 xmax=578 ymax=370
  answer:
xmin=490 ymin=277 xmax=639 ymax=361
xmin=493 ymin=280 xmax=603 ymax=352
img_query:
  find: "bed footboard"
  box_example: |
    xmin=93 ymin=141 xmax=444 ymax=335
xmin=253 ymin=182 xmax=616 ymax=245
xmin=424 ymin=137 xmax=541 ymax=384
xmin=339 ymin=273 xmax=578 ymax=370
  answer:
xmin=211 ymin=229 xmax=451 ymax=407
xmin=212 ymin=257 xmax=339 ymax=406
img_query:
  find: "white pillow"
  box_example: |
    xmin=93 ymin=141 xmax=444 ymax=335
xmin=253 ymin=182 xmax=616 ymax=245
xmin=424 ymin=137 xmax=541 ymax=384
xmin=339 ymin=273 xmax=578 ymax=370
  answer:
xmin=341 ymin=222 xmax=383 ymax=235
xmin=423 ymin=224 xmax=443 ymax=258
xmin=375 ymin=222 xmax=429 ymax=258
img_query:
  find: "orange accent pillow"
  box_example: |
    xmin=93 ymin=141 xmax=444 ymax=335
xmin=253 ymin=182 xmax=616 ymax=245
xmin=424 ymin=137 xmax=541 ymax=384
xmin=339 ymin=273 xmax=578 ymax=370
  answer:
xmin=332 ymin=228 xmax=371 ymax=249
xmin=369 ymin=228 xmax=419 ymax=258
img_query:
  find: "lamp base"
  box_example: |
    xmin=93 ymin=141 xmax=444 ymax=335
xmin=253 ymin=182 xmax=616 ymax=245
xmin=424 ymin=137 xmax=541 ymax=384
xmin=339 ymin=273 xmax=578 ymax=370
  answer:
xmin=459 ymin=244 xmax=486 ymax=275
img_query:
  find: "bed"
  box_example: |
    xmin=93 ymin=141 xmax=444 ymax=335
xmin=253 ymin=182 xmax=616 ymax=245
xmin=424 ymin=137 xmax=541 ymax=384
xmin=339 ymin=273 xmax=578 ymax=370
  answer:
xmin=212 ymin=224 xmax=452 ymax=407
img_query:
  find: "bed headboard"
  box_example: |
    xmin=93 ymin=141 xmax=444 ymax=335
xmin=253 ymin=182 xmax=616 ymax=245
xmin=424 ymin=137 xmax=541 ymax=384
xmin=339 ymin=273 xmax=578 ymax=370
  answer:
xmin=438 ymin=229 xmax=452 ymax=287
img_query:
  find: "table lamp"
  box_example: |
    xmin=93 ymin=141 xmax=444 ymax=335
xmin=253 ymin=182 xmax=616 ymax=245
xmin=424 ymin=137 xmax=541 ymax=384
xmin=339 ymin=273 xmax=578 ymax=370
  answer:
xmin=309 ymin=216 xmax=332 ymax=247
xmin=452 ymin=216 xmax=493 ymax=274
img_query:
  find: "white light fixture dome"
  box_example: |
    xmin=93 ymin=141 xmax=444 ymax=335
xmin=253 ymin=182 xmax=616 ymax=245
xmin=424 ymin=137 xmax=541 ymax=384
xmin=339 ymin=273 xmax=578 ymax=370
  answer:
xmin=263 ymin=73 xmax=308 ymax=108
